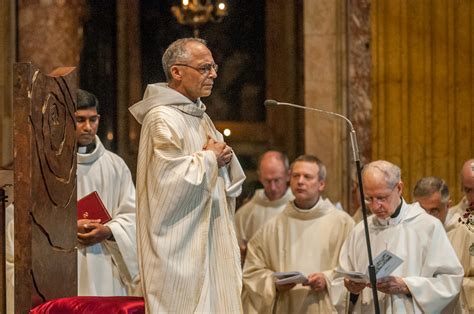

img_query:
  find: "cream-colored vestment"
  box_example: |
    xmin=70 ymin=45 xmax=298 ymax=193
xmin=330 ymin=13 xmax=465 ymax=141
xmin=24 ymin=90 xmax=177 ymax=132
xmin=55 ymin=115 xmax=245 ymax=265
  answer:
xmin=242 ymin=197 xmax=355 ymax=313
xmin=130 ymin=83 xmax=246 ymax=313
xmin=235 ymin=188 xmax=293 ymax=243
xmin=445 ymin=211 xmax=474 ymax=313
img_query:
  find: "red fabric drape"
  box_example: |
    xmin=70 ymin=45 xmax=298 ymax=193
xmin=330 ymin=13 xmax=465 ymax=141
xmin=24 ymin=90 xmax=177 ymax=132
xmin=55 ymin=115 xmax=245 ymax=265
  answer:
xmin=29 ymin=296 xmax=144 ymax=314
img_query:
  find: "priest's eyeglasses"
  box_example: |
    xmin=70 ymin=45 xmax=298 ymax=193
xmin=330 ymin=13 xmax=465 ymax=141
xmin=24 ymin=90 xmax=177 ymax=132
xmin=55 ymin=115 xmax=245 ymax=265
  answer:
xmin=173 ymin=63 xmax=218 ymax=75
xmin=364 ymin=184 xmax=398 ymax=205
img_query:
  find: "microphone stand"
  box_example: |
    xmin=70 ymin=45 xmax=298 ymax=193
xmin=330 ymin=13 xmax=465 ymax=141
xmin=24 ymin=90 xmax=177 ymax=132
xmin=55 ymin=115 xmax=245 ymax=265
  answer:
xmin=266 ymin=101 xmax=380 ymax=314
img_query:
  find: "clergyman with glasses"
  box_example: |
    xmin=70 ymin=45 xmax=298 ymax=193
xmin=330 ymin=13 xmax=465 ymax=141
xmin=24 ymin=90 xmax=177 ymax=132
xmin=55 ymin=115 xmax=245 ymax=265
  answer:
xmin=129 ymin=38 xmax=246 ymax=313
xmin=333 ymin=160 xmax=463 ymax=313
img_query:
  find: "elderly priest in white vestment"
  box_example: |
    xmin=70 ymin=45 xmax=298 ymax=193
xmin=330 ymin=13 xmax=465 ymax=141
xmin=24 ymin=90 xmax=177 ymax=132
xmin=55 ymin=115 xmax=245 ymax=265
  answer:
xmin=414 ymin=176 xmax=474 ymax=313
xmin=335 ymin=160 xmax=463 ymax=313
xmin=130 ymin=38 xmax=246 ymax=313
xmin=242 ymin=155 xmax=355 ymax=313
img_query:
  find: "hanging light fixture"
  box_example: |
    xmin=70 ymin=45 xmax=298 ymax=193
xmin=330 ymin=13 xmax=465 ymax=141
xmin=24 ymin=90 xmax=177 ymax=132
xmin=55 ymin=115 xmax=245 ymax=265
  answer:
xmin=171 ymin=0 xmax=228 ymax=38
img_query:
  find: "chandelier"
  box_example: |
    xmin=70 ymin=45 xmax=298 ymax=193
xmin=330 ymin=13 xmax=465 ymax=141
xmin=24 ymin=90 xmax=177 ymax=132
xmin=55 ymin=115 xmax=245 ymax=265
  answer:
xmin=171 ymin=0 xmax=228 ymax=38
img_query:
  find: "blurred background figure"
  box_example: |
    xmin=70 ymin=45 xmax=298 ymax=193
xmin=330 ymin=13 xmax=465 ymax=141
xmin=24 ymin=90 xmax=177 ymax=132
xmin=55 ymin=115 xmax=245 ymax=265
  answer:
xmin=413 ymin=176 xmax=473 ymax=313
xmin=234 ymin=150 xmax=293 ymax=266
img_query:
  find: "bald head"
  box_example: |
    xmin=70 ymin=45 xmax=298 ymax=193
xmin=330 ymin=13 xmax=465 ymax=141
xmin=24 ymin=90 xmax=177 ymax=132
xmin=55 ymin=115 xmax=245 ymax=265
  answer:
xmin=258 ymin=151 xmax=290 ymax=201
xmin=460 ymin=158 xmax=474 ymax=205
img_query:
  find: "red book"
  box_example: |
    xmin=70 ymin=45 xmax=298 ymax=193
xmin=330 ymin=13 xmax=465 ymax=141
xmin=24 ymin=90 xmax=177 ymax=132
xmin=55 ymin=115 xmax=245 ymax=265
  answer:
xmin=77 ymin=191 xmax=112 ymax=224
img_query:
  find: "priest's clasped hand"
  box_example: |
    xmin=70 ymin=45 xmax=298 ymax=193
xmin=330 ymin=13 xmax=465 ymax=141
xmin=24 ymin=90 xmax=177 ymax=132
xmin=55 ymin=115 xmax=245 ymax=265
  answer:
xmin=77 ymin=218 xmax=113 ymax=247
xmin=344 ymin=278 xmax=367 ymax=295
xmin=375 ymin=276 xmax=410 ymax=295
xmin=203 ymin=136 xmax=233 ymax=168
xmin=304 ymin=273 xmax=327 ymax=292
xmin=345 ymin=276 xmax=410 ymax=295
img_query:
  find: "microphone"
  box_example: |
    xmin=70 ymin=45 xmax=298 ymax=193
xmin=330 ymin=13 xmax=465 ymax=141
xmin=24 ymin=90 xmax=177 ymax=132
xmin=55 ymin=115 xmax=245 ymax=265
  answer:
xmin=265 ymin=99 xmax=380 ymax=314
xmin=263 ymin=99 xmax=279 ymax=107
xmin=264 ymin=99 xmax=360 ymax=162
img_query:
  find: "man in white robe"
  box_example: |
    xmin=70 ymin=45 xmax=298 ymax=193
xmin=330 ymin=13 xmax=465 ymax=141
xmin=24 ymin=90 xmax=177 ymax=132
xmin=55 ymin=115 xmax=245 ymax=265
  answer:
xmin=129 ymin=38 xmax=246 ymax=313
xmin=337 ymin=160 xmax=463 ymax=313
xmin=76 ymin=89 xmax=139 ymax=295
xmin=414 ymin=176 xmax=473 ymax=313
xmin=235 ymin=150 xmax=293 ymax=265
xmin=242 ymin=155 xmax=355 ymax=313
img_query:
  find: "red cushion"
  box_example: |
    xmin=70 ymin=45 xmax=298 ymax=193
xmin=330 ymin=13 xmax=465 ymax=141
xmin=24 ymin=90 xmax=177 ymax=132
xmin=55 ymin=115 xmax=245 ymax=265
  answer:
xmin=29 ymin=296 xmax=144 ymax=314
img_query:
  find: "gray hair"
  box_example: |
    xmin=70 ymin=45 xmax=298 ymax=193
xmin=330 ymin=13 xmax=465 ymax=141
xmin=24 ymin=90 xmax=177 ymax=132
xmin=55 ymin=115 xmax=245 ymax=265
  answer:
xmin=413 ymin=176 xmax=450 ymax=203
xmin=162 ymin=37 xmax=208 ymax=81
xmin=362 ymin=160 xmax=401 ymax=188
xmin=291 ymin=154 xmax=327 ymax=181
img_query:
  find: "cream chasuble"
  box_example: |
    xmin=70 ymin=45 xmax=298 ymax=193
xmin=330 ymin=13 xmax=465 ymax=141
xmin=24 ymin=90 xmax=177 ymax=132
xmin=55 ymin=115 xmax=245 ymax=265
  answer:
xmin=445 ymin=212 xmax=474 ymax=313
xmin=235 ymin=188 xmax=294 ymax=243
xmin=77 ymin=136 xmax=139 ymax=296
xmin=242 ymin=197 xmax=354 ymax=313
xmin=449 ymin=196 xmax=470 ymax=219
xmin=130 ymin=83 xmax=246 ymax=313
xmin=335 ymin=200 xmax=464 ymax=313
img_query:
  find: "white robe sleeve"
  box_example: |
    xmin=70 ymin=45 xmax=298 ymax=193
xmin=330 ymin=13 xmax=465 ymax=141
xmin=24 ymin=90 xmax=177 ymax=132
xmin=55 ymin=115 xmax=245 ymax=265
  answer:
xmin=104 ymin=160 xmax=139 ymax=286
xmin=6 ymin=205 xmax=14 ymax=314
xmin=403 ymin=222 xmax=464 ymax=313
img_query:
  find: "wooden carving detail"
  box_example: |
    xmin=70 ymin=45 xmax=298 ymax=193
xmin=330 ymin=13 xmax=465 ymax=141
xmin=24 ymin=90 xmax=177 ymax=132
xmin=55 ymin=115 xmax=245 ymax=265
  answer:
xmin=30 ymin=72 xmax=76 ymax=208
xmin=13 ymin=64 xmax=77 ymax=313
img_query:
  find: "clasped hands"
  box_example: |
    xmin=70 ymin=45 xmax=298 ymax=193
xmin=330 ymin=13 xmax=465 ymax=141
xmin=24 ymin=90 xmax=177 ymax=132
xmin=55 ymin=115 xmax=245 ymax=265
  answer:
xmin=77 ymin=219 xmax=112 ymax=246
xmin=203 ymin=136 xmax=233 ymax=168
xmin=276 ymin=273 xmax=327 ymax=293
xmin=344 ymin=276 xmax=409 ymax=295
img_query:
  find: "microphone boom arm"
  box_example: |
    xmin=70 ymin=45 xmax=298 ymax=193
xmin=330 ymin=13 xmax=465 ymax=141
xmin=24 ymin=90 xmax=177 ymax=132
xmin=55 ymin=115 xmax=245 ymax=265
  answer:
xmin=275 ymin=102 xmax=360 ymax=162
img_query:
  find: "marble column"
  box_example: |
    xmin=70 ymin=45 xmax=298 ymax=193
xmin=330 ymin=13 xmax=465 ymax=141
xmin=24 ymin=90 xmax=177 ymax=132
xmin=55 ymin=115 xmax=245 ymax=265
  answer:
xmin=303 ymin=0 xmax=371 ymax=211
xmin=304 ymin=0 xmax=349 ymax=209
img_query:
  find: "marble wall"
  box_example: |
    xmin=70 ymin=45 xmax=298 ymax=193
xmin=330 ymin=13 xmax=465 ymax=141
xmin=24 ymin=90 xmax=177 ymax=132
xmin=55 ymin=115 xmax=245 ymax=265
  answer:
xmin=303 ymin=0 xmax=371 ymax=211
xmin=348 ymin=0 xmax=371 ymax=165
xmin=18 ymin=0 xmax=85 ymax=75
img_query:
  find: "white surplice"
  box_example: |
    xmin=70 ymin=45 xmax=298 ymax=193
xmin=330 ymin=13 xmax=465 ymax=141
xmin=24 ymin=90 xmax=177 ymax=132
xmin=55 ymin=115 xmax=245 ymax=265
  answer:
xmin=445 ymin=212 xmax=474 ymax=313
xmin=242 ymin=197 xmax=355 ymax=313
xmin=335 ymin=199 xmax=464 ymax=313
xmin=6 ymin=204 xmax=14 ymax=314
xmin=235 ymin=188 xmax=294 ymax=243
xmin=77 ymin=136 xmax=139 ymax=296
xmin=130 ymin=83 xmax=246 ymax=313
